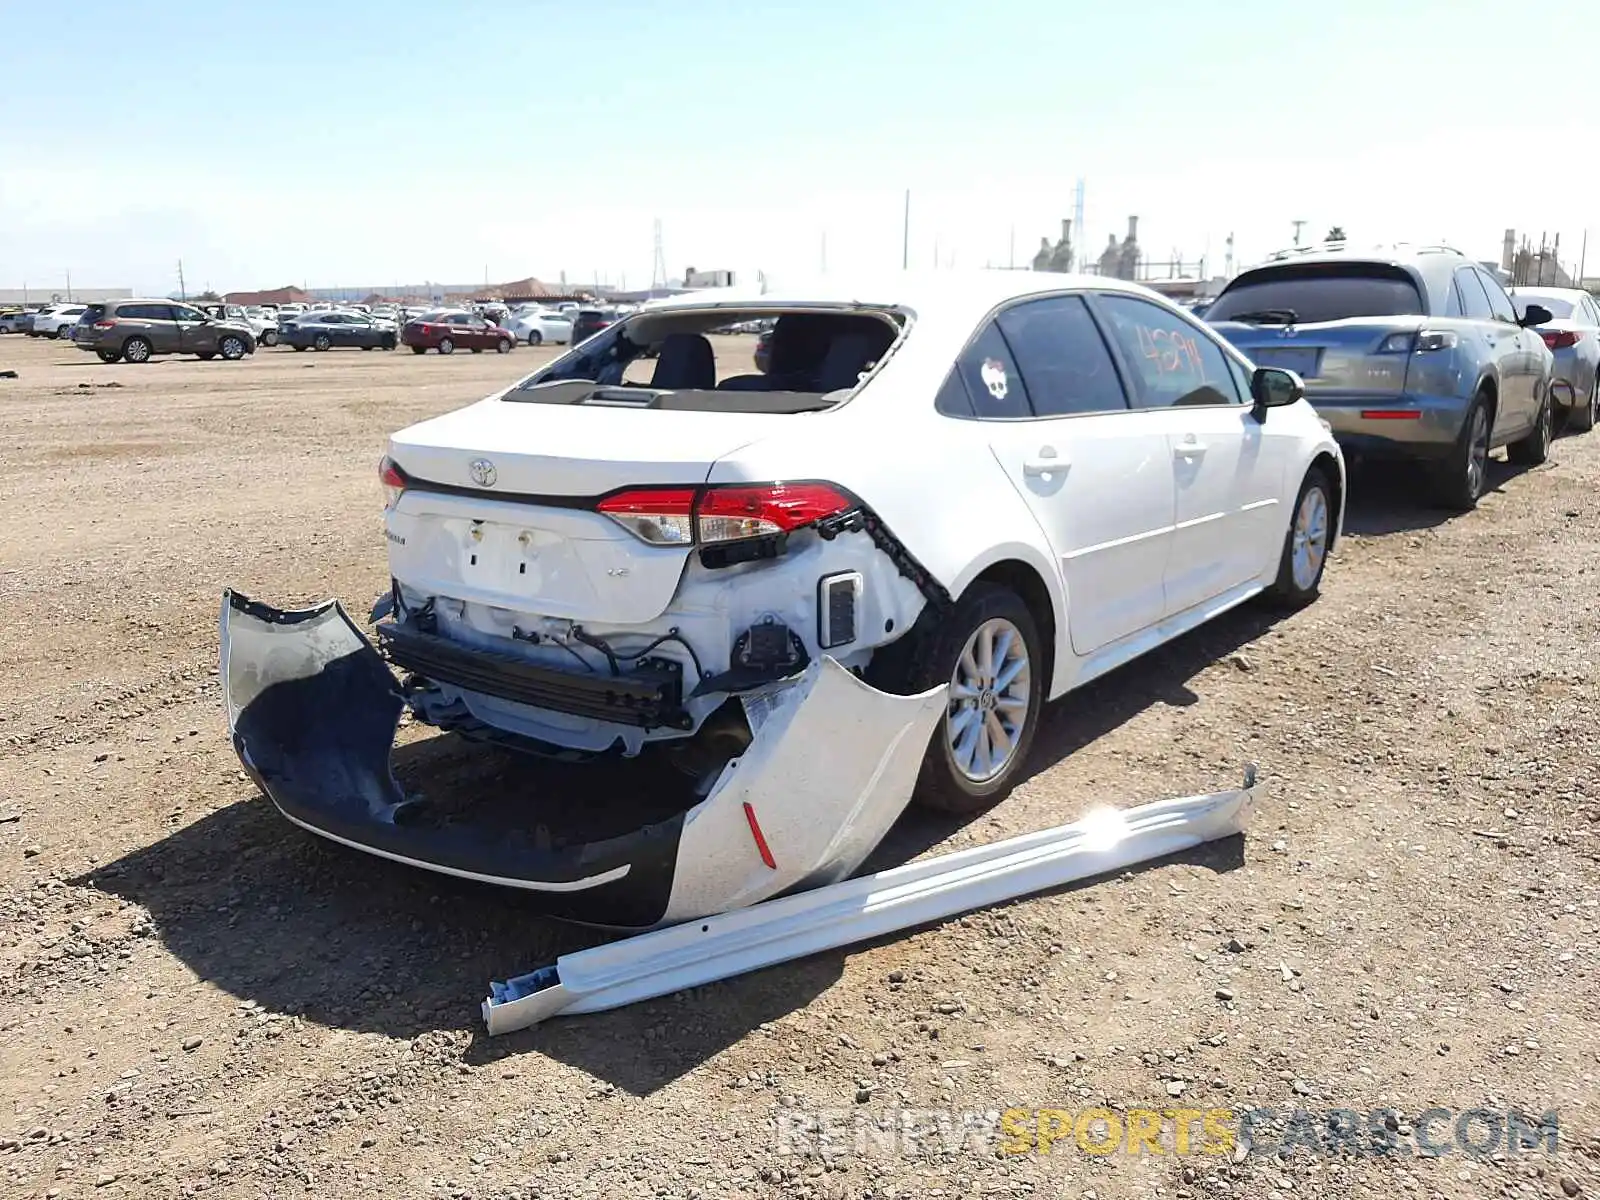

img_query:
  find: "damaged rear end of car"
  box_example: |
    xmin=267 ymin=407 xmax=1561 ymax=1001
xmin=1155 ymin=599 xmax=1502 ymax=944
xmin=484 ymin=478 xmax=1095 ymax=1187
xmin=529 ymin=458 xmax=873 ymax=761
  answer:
xmin=220 ymin=298 xmax=956 ymax=928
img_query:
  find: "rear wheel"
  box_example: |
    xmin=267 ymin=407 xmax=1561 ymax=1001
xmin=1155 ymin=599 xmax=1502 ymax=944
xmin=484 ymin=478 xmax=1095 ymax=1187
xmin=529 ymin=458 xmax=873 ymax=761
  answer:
xmin=96 ymin=349 xmax=121 ymax=364
xmin=410 ymin=345 xmax=426 ymax=355
xmin=527 ymin=329 xmax=542 ymax=346
xmin=1507 ymin=391 xmax=1552 ymax=466
xmin=1264 ymin=466 xmax=1333 ymax=607
xmin=260 ymin=329 xmax=278 ymax=347
xmin=438 ymin=338 xmax=455 ymax=355
xmin=496 ymin=336 xmax=511 ymax=354
xmin=219 ymin=335 xmax=247 ymax=361
xmin=53 ymin=325 xmax=70 ymax=339
xmin=122 ymin=336 xmax=152 ymax=364
xmin=292 ymin=344 xmax=307 ymax=351
xmin=874 ymin=583 xmax=1044 ymax=815
xmin=312 ymin=334 xmax=331 ymax=352
xmin=1433 ymin=393 xmax=1492 ymax=511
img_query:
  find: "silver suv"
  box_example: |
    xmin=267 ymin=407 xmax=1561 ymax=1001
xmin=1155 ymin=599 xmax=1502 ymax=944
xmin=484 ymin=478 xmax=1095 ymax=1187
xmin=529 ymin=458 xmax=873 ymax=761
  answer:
xmin=1207 ymin=244 xmax=1556 ymax=509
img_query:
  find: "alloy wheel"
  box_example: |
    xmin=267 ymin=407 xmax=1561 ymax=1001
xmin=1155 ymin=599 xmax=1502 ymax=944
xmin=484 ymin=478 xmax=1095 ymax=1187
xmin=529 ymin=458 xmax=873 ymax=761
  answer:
xmin=1290 ymin=485 xmax=1329 ymax=591
xmin=946 ymin=617 xmax=1031 ymax=783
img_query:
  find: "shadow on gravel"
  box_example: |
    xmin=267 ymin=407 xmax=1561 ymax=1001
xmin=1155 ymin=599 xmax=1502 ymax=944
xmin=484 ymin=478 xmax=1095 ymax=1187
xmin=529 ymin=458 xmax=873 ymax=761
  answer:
xmin=1340 ymin=457 xmax=1537 ymax=537
xmin=75 ymin=736 xmax=843 ymax=1085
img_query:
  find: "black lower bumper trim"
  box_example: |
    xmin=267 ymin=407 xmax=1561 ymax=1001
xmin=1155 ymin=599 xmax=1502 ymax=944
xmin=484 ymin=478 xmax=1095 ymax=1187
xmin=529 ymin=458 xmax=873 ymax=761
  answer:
xmin=376 ymin=621 xmax=689 ymax=730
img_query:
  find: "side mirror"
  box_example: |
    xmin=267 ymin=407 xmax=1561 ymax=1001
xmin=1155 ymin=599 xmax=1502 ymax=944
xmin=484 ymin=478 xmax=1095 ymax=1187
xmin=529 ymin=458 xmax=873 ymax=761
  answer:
xmin=1250 ymin=366 xmax=1304 ymax=413
xmin=1518 ymin=303 xmax=1553 ymax=328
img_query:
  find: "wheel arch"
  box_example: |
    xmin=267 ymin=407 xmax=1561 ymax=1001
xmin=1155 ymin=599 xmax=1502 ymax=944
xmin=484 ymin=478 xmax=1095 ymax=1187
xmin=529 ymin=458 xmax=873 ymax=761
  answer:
xmin=1308 ymin=450 xmax=1344 ymax=550
xmin=949 ymin=548 xmax=1067 ymax=699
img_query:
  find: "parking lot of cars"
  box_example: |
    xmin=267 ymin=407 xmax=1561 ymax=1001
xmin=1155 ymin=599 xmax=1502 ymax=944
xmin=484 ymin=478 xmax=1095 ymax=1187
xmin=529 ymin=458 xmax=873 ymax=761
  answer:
xmin=1 ymin=258 xmax=1598 ymax=1196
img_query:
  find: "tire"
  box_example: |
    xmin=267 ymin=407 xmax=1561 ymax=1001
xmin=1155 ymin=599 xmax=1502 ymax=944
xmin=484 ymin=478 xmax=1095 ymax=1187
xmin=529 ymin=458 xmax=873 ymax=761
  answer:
xmin=292 ymin=344 xmax=307 ymax=351
xmin=53 ymin=326 xmax=70 ymax=339
xmin=496 ymin=337 xmax=511 ymax=354
xmin=410 ymin=345 xmax=426 ymax=355
xmin=1264 ymin=466 xmax=1333 ymax=608
xmin=1507 ymin=390 xmax=1552 ymax=466
xmin=96 ymin=349 xmax=121 ymax=364
xmin=381 ymin=334 xmax=396 ymax=351
xmin=219 ymin=335 xmax=247 ymax=361
xmin=196 ymin=352 xmax=216 ymax=361
xmin=313 ymin=334 xmax=331 ymax=352
xmin=122 ymin=336 xmax=152 ymax=364
xmin=1570 ymin=374 xmax=1598 ymax=434
xmin=1432 ymin=392 xmax=1492 ymax=511
xmin=438 ymin=338 xmax=455 ymax=355
xmin=527 ymin=330 xmax=542 ymax=346
xmin=872 ymin=583 xmax=1044 ymax=815
xmin=261 ymin=330 xmax=278 ymax=347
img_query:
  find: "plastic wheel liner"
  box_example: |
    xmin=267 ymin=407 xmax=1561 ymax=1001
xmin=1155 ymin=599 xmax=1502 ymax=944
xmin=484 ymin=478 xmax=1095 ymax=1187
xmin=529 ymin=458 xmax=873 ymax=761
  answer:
xmin=218 ymin=590 xmax=946 ymax=930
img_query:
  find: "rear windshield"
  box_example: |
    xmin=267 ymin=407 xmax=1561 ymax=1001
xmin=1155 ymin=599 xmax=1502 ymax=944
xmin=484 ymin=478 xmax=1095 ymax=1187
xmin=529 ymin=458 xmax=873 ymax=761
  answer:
xmin=1207 ymin=262 xmax=1425 ymax=324
xmin=1511 ymin=293 xmax=1575 ymax=319
xmin=505 ymin=307 xmax=904 ymax=414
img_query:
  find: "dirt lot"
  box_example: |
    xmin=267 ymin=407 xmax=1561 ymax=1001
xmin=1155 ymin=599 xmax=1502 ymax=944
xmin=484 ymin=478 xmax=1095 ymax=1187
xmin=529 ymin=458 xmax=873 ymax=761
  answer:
xmin=0 ymin=330 xmax=1596 ymax=1200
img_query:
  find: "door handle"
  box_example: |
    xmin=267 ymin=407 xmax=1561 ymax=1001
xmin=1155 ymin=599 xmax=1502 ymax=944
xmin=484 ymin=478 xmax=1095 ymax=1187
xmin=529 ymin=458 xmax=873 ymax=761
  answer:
xmin=1022 ymin=447 xmax=1067 ymax=477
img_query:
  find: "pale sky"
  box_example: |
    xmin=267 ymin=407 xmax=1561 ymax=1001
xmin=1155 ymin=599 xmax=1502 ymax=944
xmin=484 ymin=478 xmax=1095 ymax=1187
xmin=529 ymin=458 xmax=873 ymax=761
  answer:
xmin=2 ymin=0 xmax=1595 ymax=296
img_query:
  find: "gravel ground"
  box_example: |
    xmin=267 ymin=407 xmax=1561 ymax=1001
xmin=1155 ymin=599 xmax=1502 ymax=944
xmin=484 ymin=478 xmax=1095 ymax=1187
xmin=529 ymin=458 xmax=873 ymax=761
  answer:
xmin=0 ymin=331 xmax=1596 ymax=1199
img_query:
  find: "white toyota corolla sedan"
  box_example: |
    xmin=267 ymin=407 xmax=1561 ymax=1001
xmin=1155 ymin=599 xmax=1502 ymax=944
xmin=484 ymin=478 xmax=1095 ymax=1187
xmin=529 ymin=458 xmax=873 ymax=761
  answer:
xmin=221 ymin=271 xmax=1343 ymax=925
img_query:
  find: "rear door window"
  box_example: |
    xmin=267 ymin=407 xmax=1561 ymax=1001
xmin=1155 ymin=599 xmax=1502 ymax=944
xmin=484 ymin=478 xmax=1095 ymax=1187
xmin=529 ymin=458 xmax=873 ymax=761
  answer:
xmin=1207 ymin=262 xmax=1426 ymax=323
xmin=1097 ymin=294 xmax=1243 ymax=409
xmin=994 ymin=294 xmax=1128 ymax=417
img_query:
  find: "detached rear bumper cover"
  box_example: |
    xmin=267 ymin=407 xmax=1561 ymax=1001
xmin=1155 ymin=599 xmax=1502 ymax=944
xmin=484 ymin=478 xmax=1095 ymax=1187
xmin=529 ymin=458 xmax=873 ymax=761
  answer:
xmin=218 ymin=590 xmax=945 ymax=929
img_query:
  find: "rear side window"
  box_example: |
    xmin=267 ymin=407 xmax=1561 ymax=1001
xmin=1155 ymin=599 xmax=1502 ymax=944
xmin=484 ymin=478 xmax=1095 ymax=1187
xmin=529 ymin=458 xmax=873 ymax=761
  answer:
xmin=1097 ymin=294 xmax=1242 ymax=409
xmin=1207 ymin=262 xmax=1426 ymax=323
xmin=994 ymin=295 xmax=1128 ymax=416
xmin=82 ymin=304 xmax=106 ymax=322
xmin=949 ymin=321 xmax=1031 ymax=419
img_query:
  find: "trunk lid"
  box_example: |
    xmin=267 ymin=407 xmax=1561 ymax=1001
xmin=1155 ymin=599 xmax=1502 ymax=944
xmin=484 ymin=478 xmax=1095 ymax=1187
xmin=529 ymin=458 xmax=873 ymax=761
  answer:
xmin=1210 ymin=317 xmax=1425 ymax=399
xmin=386 ymin=398 xmax=796 ymax=625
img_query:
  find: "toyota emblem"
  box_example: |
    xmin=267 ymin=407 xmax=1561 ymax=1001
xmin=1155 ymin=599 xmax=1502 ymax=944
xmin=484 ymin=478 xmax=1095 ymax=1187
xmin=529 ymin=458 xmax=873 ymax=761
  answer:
xmin=469 ymin=458 xmax=497 ymax=488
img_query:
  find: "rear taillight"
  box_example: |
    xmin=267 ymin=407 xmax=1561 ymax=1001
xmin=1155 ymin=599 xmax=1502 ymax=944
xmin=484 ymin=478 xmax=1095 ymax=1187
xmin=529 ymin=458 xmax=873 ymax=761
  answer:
xmin=379 ymin=456 xmax=407 ymax=510
xmin=1377 ymin=330 xmax=1457 ymax=354
xmin=595 ymin=482 xmax=856 ymax=546
xmin=595 ymin=487 xmax=696 ymax=545
xmin=696 ymin=483 xmax=854 ymax=542
xmin=1542 ymin=330 xmax=1579 ymax=350
xmin=93 ymin=319 xmax=116 ymax=330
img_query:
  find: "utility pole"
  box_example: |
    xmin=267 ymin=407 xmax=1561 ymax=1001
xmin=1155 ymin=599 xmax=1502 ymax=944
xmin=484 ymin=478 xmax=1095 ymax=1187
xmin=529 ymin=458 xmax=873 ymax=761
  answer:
xmin=1291 ymin=220 xmax=1307 ymax=247
xmin=1008 ymin=224 xmax=1015 ymax=270
xmin=820 ymin=231 xmax=827 ymax=274
xmin=65 ymin=268 xmax=72 ymax=301
xmin=177 ymin=260 xmax=186 ymax=301
xmin=901 ymin=190 xmax=910 ymax=270
xmin=1579 ymin=230 xmax=1588 ymax=289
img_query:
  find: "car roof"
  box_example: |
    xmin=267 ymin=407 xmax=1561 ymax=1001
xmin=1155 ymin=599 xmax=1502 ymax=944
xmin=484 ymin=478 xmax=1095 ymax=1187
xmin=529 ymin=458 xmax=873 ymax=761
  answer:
xmin=635 ymin=269 xmax=1173 ymax=327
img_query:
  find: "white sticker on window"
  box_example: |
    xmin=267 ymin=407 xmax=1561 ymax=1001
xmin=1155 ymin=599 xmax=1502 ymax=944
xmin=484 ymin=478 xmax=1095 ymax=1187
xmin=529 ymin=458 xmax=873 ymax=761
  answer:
xmin=980 ymin=357 xmax=1009 ymax=401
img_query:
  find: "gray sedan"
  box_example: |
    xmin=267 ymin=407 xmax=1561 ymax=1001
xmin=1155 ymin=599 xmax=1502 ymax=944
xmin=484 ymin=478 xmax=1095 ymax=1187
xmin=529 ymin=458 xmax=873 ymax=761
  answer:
xmin=1509 ymin=286 xmax=1600 ymax=432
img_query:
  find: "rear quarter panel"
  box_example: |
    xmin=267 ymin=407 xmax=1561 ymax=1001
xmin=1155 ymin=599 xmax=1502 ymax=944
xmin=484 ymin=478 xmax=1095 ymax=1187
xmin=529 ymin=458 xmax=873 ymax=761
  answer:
xmin=703 ymin=358 xmax=1072 ymax=695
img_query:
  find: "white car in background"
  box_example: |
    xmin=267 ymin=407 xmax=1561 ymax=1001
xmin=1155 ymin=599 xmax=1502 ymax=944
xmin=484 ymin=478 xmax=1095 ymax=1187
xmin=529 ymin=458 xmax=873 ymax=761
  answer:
xmin=31 ymin=304 xmax=89 ymax=338
xmin=242 ymin=307 xmax=282 ymax=345
xmin=506 ymin=306 xmax=573 ymax=346
xmin=222 ymin=271 xmax=1345 ymax=925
